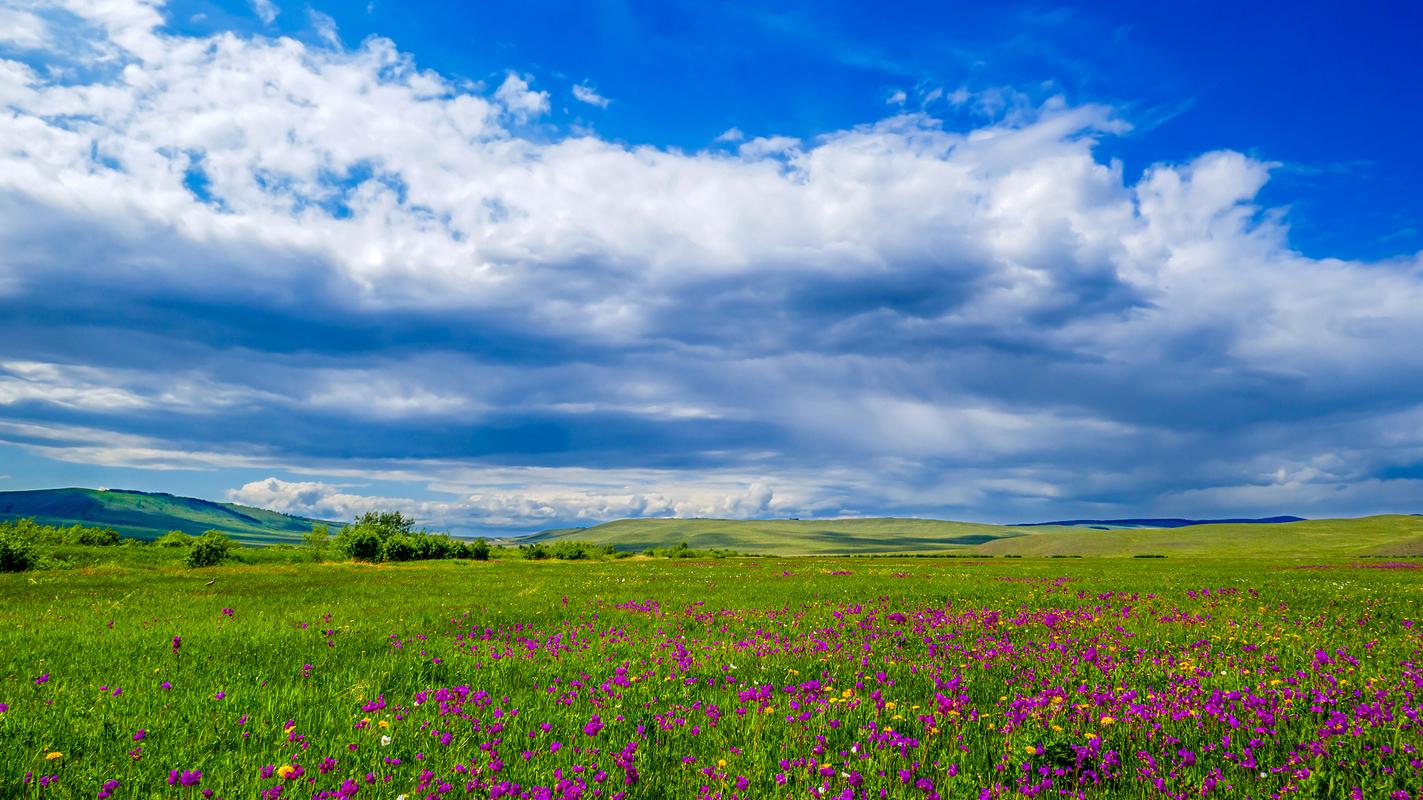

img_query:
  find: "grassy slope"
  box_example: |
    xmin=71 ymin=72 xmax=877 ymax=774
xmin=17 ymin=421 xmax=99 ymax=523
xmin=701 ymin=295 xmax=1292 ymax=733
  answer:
xmin=526 ymin=517 xmax=1052 ymax=555
xmin=530 ymin=515 xmax=1423 ymax=559
xmin=973 ymin=515 xmax=1423 ymax=559
xmin=0 ymin=487 xmax=332 ymax=545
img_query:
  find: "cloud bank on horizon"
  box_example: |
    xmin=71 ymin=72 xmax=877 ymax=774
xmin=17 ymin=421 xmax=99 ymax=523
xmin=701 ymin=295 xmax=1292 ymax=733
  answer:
xmin=1 ymin=0 xmax=1421 ymax=532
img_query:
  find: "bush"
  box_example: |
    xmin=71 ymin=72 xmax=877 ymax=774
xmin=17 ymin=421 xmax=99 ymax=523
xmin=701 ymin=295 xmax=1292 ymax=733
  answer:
xmin=467 ymin=538 xmax=490 ymax=561
xmin=337 ymin=527 xmax=383 ymax=562
xmin=0 ymin=530 xmax=37 ymax=572
xmin=382 ymin=533 xmax=420 ymax=562
xmin=185 ymin=531 xmax=233 ymax=568
xmin=155 ymin=530 xmax=196 ymax=547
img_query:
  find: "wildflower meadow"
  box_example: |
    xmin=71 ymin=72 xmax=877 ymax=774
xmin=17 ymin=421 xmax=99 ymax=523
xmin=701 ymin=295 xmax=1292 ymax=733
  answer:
xmin=2 ymin=557 xmax=1421 ymax=799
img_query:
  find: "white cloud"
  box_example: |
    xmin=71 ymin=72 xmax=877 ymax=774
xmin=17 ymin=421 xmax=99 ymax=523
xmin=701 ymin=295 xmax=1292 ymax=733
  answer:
xmin=571 ymin=83 xmax=609 ymax=108
xmin=250 ymin=0 xmax=279 ymax=25
xmin=494 ymin=71 xmax=549 ymax=121
xmin=229 ymin=474 xmax=791 ymax=529
xmin=885 ymin=89 xmax=906 ymax=106
xmin=715 ymin=126 xmax=744 ymax=143
xmin=0 ymin=8 xmax=49 ymax=49
xmin=308 ymin=9 xmax=339 ymax=47
xmin=1 ymin=0 xmax=1422 ymax=526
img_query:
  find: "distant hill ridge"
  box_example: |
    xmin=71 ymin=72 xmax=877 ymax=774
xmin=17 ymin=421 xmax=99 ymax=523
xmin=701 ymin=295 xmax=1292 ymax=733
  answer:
xmin=526 ymin=514 xmax=1423 ymax=558
xmin=0 ymin=487 xmax=335 ymax=546
xmin=1012 ymin=516 xmax=1307 ymax=529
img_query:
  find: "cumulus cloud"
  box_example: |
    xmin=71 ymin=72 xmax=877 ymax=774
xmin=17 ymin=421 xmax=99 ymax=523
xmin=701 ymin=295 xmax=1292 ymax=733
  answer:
xmin=0 ymin=0 xmax=1421 ymax=529
xmin=0 ymin=8 xmax=50 ymax=49
xmin=495 ymin=72 xmax=550 ymax=120
xmin=230 ymin=474 xmax=788 ymax=530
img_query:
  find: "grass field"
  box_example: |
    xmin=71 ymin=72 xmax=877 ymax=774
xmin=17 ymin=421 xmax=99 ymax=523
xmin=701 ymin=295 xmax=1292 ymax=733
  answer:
xmin=3 ymin=555 xmax=1421 ymax=799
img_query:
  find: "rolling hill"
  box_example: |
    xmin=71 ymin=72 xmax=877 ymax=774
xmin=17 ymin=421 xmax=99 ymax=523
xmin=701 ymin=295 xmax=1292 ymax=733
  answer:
xmin=976 ymin=515 xmax=1423 ymax=559
xmin=527 ymin=514 xmax=1423 ymax=559
xmin=522 ymin=517 xmax=1049 ymax=556
xmin=0 ymin=488 xmax=335 ymax=545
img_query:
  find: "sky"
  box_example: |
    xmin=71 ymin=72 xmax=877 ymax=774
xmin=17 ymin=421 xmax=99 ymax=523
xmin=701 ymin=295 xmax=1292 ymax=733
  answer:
xmin=1 ymin=0 xmax=1421 ymax=534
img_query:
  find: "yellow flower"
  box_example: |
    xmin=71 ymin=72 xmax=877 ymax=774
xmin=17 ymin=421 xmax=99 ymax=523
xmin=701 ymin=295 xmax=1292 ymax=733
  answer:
xmin=1024 ymin=745 xmax=1037 ymax=755
xmin=378 ymin=720 xmax=390 ymax=729
xmin=276 ymin=765 xmax=296 ymax=779
xmin=1099 ymin=716 xmax=1115 ymax=726
xmin=46 ymin=752 xmax=63 ymax=760
xmin=717 ymin=759 xmax=727 ymax=767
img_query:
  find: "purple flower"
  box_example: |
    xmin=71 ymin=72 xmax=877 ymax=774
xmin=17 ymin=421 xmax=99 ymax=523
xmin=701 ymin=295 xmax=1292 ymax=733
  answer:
xmin=161 ymin=681 xmax=172 ymax=690
xmin=133 ymin=729 xmax=146 ymax=741
xmin=583 ymin=714 xmax=604 ymax=737
xmin=35 ymin=673 xmax=49 ymax=685
xmin=168 ymin=769 xmax=202 ymax=787
xmin=171 ymin=636 xmax=182 ymax=654
xmin=98 ymin=779 xmax=120 ymax=799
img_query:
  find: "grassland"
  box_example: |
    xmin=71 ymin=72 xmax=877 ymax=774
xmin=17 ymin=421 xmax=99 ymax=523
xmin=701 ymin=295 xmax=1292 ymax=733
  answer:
xmin=2 ymin=554 xmax=1420 ymax=798
xmin=0 ymin=488 xmax=331 ymax=545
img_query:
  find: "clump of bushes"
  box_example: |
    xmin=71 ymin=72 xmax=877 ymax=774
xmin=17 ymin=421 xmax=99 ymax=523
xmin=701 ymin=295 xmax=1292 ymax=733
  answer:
xmin=518 ymin=541 xmax=621 ymax=561
xmin=333 ymin=511 xmax=489 ymax=563
xmin=640 ymin=541 xmax=739 ymax=559
xmin=0 ymin=518 xmax=121 ymax=547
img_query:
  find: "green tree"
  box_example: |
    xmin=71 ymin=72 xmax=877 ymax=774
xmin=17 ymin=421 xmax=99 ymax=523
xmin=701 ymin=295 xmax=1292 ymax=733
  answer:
xmin=303 ymin=523 xmax=330 ymax=559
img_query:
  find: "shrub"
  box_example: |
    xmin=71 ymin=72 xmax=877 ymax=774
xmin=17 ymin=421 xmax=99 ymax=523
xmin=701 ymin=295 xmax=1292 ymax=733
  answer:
xmin=185 ymin=531 xmax=233 ymax=568
xmin=0 ymin=530 xmax=37 ymax=572
xmin=155 ymin=530 xmax=196 ymax=547
xmin=467 ymin=539 xmax=490 ymax=561
xmin=337 ymin=527 xmax=383 ymax=562
xmin=382 ymin=533 xmax=419 ymax=562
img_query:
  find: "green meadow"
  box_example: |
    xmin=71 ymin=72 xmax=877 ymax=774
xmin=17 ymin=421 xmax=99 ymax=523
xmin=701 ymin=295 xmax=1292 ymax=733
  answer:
xmin=2 ymin=550 xmax=1421 ymax=799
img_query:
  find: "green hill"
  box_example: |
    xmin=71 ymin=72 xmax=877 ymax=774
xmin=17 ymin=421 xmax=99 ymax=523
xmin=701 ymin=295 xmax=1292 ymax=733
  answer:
xmin=975 ymin=515 xmax=1423 ymax=559
xmin=526 ymin=514 xmax=1423 ymax=559
xmin=523 ymin=516 xmax=1043 ymax=556
xmin=0 ymin=488 xmax=335 ymax=546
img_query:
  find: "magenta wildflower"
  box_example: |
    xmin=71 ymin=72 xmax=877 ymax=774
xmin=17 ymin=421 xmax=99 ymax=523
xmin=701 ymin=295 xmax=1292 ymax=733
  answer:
xmin=168 ymin=769 xmax=202 ymax=787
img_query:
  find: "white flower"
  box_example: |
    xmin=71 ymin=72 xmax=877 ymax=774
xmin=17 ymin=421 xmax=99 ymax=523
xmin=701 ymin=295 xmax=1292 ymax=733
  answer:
xmin=381 ymin=735 xmax=392 ymax=746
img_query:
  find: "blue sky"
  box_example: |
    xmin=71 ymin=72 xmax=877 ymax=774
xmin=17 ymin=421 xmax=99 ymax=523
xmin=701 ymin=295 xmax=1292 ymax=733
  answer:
xmin=0 ymin=0 xmax=1420 ymax=532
